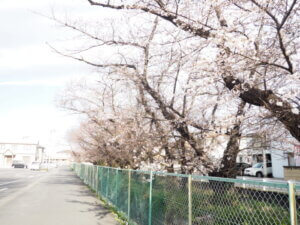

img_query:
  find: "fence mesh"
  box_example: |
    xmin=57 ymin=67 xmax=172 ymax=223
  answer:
xmin=130 ymin=170 xmax=151 ymax=225
xmin=192 ymin=177 xmax=290 ymax=225
xmin=152 ymin=173 xmax=189 ymax=225
xmin=72 ymin=163 xmax=295 ymax=225
xmin=296 ymin=185 xmax=300 ymax=224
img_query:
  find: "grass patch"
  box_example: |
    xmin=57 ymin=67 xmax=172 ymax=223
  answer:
xmin=86 ymin=185 xmax=129 ymax=225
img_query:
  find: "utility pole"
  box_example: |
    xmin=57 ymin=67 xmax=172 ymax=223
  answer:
xmin=263 ymin=133 xmax=267 ymax=177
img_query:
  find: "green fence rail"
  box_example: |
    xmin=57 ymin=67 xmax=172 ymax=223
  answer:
xmin=72 ymin=163 xmax=299 ymax=225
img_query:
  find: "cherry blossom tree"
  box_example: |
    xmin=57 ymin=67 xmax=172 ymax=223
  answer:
xmin=81 ymin=0 xmax=300 ymax=142
xmin=54 ymin=0 xmax=299 ymax=177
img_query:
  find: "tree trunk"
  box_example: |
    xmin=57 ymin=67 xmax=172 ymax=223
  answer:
xmin=210 ymin=101 xmax=246 ymax=178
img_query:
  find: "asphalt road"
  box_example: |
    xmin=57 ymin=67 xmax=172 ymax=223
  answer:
xmin=0 ymin=168 xmax=45 ymax=200
xmin=0 ymin=167 xmax=119 ymax=225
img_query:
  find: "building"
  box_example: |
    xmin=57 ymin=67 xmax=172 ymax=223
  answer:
xmin=49 ymin=150 xmax=71 ymax=165
xmin=237 ymin=135 xmax=299 ymax=178
xmin=0 ymin=142 xmax=45 ymax=168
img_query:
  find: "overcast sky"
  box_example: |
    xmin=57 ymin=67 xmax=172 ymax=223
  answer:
xmin=0 ymin=0 xmax=101 ymax=152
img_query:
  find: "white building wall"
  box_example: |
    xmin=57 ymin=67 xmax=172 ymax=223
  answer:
xmin=0 ymin=155 xmax=3 ymax=167
xmin=0 ymin=142 xmax=43 ymax=168
xmin=13 ymin=154 xmax=35 ymax=165
xmin=271 ymin=150 xmax=289 ymax=178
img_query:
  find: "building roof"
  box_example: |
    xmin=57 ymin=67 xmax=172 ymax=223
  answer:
xmin=0 ymin=137 xmax=39 ymax=145
xmin=0 ymin=142 xmax=39 ymax=146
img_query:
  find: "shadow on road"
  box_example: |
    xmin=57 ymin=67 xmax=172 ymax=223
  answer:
xmin=66 ymin=199 xmax=112 ymax=220
xmin=0 ymin=167 xmax=119 ymax=225
xmin=42 ymin=167 xmax=116 ymax=222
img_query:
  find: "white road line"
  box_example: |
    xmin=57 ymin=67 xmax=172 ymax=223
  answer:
xmin=0 ymin=172 xmax=51 ymax=208
xmin=0 ymin=188 xmax=8 ymax=192
xmin=0 ymin=180 xmax=20 ymax=186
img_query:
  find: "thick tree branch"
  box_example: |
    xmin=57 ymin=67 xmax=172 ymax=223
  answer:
xmin=86 ymin=0 xmax=211 ymax=39
xmin=224 ymin=76 xmax=300 ymax=141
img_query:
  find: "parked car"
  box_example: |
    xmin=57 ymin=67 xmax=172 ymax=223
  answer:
xmin=244 ymin=162 xmax=272 ymax=177
xmin=12 ymin=160 xmax=27 ymax=168
xmin=39 ymin=162 xmax=57 ymax=171
xmin=48 ymin=162 xmax=58 ymax=169
xmin=235 ymin=163 xmax=252 ymax=175
xmin=39 ymin=163 xmax=49 ymax=170
xmin=29 ymin=161 xmax=41 ymax=170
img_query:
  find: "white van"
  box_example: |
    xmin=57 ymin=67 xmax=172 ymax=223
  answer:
xmin=244 ymin=162 xmax=272 ymax=177
xmin=29 ymin=161 xmax=41 ymax=171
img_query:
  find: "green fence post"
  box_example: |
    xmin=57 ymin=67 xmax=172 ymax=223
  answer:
xmin=79 ymin=164 xmax=82 ymax=180
xmin=86 ymin=166 xmax=88 ymax=184
xmin=91 ymin=166 xmax=93 ymax=189
xmin=96 ymin=166 xmax=99 ymax=196
xmin=80 ymin=164 xmax=81 ymax=178
xmin=79 ymin=164 xmax=81 ymax=178
xmin=188 ymin=175 xmax=192 ymax=225
xmin=93 ymin=166 xmax=96 ymax=191
xmin=106 ymin=168 xmax=110 ymax=199
xmin=83 ymin=164 xmax=85 ymax=180
xmin=148 ymin=171 xmax=153 ymax=225
xmin=88 ymin=166 xmax=91 ymax=186
xmin=88 ymin=166 xmax=90 ymax=184
xmin=94 ymin=167 xmax=96 ymax=189
xmin=128 ymin=169 xmax=131 ymax=221
xmin=84 ymin=164 xmax=86 ymax=180
xmin=82 ymin=165 xmax=84 ymax=181
xmin=89 ymin=166 xmax=91 ymax=185
xmin=115 ymin=169 xmax=119 ymax=207
xmin=93 ymin=166 xmax=96 ymax=190
xmin=87 ymin=166 xmax=89 ymax=184
xmin=99 ymin=167 xmax=103 ymax=196
xmin=91 ymin=166 xmax=93 ymax=187
xmin=85 ymin=165 xmax=88 ymax=183
xmin=101 ymin=167 xmax=104 ymax=196
xmin=289 ymin=180 xmax=297 ymax=225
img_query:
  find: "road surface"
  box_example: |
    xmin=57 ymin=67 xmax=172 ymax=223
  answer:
xmin=0 ymin=166 xmax=119 ymax=225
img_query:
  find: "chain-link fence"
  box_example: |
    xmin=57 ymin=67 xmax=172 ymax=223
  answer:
xmin=72 ymin=163 xmax=299 ymax=225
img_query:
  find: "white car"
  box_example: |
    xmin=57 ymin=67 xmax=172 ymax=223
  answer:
xmin=30 ymin=162 xmax=41 ymax=170
xmin=244 ymin=162 xmax=272 ymax=177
